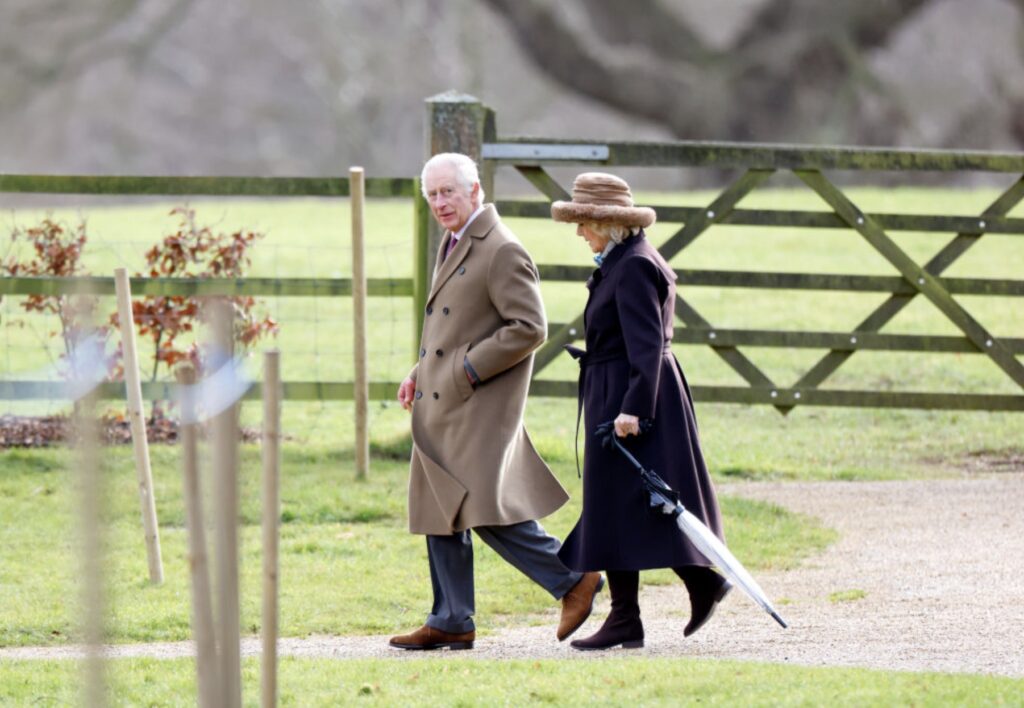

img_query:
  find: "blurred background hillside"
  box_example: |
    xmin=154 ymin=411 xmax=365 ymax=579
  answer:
xmin=2 ymin=0 xmax=1022 ymax=186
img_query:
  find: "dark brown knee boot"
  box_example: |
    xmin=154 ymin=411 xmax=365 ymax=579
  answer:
xmin=570 ymin=570 xmax=644 ymax=650
xmin=676 ymin=565 xmax=731 ymax=637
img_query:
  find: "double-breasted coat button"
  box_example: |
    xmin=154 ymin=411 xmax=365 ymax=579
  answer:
xmin=432 ymin=392 xmax=439 ymax=400
xmin=436 ymin=349 xmax=443 ymax=357
xmin=442 ymin=306 xmax=450 ymax=315
xmin=458 ymin=266 xmax=466 ymax=275
xmin=414 ymin=391 xmax=423 ymax=400
xmin=419 ymin=348 xmax=426 ymax=358
xmin=426 ymin=305 xmax=433 ymax=315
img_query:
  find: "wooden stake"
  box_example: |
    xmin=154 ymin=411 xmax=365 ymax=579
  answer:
xmin=351 ymin=166 xmax=369 ymax=479
xmin=261 ymin=350 xmax=281 ymax=708
xmin=176 ymin=363 xmax=220 ymax=708
xmin=113 ymin=267 xmax=164 ymax=584
xmin=211 ymin=299 xmax=242 ymax=708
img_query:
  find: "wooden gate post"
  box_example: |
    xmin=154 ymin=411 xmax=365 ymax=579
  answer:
xmin=423 ymin=91 xmax=495 ymax=275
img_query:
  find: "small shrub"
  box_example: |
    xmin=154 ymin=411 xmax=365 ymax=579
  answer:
xmin=110 ymin=206 xmax=278 ymax=420
xmin=2 ymin=217 xmax=118 ymax=374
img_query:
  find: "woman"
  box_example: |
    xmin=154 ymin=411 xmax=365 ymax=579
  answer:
xmin=552 ymin=172 xmax=730 ymax=650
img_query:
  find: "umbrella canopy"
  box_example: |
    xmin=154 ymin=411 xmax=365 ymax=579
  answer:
xmin=596 ymin=421 xmax=788 ymax=629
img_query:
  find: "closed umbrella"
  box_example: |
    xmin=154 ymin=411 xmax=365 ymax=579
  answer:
xmin=596 ymin=421 xmax=788 ymax=629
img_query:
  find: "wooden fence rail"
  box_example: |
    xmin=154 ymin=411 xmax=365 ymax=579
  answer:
xmin=0 ymin=276 xmax=414 ymax=298
xmin=0 ymin=275 xmax=409 ymax=402
xmin=0 ymin=172 xmax=425 ymax=406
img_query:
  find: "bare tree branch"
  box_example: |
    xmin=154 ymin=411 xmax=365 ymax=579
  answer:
xmin=480 ymin=0 xmax=933 ymax=142
xmin=479 ymin=0 xmax=724 ymax=136
xmin=0 ymin=0 xmax=195 ymax=106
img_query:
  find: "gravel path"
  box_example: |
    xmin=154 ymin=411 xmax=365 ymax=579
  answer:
xmin=3 ymin=475 xmax=1022 ymax=677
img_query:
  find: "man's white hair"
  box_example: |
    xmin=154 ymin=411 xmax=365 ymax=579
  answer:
xmin=421 ymin=152 xmax=486 ymax=204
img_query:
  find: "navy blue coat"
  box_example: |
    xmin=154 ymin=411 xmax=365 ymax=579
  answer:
xmin=557 ymin=233 xmax=725 ymax=572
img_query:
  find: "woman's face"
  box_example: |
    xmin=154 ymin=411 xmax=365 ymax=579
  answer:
xmin=576 ymin=223 xmax=610 ymax=254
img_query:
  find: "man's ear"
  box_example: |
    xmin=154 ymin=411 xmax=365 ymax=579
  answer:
xmin=471 ymin=182 xmax=481 ymax=205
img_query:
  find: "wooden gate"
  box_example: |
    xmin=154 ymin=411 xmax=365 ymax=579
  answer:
xmin=426 ymin=95 xmax=1024 ymax=412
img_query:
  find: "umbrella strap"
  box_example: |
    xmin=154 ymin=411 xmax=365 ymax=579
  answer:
xmin=609 ymin=432 xmax=645 ymax=471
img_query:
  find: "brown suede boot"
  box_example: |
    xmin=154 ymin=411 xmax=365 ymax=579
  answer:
xmin=570 ymin=570 xmax=644 ymax=651
xmin=676 ymin=565 xmax=732 ymax=637
xmin=388 ymin=624 xmax=475 ymax=650
xmin=557 ymin=571 xmax=605 ymax=641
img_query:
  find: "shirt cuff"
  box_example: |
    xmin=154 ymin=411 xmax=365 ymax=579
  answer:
xmin=463 ymin=356 xmax=481 ymax=387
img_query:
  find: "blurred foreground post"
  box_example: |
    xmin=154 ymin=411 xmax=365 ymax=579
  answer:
xmin=261 ymin=350 xmax=282 ymax=708
xmin=74 ymin=385 xmax=106 ymax=708
xmin=211 ymin=299 xmax=242 ymax=708
xmin=351 ymin=166 xmax=369 ymax=479
xmin=113 ymin=267 xmax=164 ymax=584
xmin=176 ymin=363 xmax=220 ymax=708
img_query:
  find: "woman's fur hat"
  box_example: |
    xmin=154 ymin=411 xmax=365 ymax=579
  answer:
xmin=551 ymin=172 xmax=656 ymax=228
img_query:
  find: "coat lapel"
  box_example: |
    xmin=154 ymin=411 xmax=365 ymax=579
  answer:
xmin=427 ymin=204 xmax=498 ymax=305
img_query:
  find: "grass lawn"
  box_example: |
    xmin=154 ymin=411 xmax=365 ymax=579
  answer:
xmin=0 ymin=656 xmax=1021 ymax=706
xmin=0 ymin=434 xmax=833 ymax=647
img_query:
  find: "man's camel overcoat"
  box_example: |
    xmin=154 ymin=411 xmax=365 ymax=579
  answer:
xmin=407 ymin=204 xmax=569 ymax=535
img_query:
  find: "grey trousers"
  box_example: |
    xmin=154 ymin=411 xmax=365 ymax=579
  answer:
xmin=425 ymin=520 xmax=583 ymax=634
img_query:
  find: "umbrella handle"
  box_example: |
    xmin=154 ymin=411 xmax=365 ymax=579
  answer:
xmin=595 ymin=421 xmax=646 ymax=470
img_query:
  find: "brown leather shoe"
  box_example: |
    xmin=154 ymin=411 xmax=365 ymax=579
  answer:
xmin=557 ymin=572 xmax=605 ymax=641
xmin=388 ymin=624 xmax=475 ymax=651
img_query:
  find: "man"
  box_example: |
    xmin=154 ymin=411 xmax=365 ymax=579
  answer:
xmin=390 ymin=152 xmax=603 ymax=650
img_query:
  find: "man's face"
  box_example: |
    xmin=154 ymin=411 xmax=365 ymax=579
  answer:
xmin=424 ymin=164 xmax=479 ymax=233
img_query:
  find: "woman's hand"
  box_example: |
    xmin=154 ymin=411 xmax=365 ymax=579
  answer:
xmin=614 ymin=412 xmax=640 ymax=437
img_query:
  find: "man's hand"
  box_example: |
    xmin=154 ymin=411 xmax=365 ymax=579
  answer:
xmin=397 ymin=376 xmax=416 ymax=412
xmin=614 ymin=412 xmax=640 ymax=438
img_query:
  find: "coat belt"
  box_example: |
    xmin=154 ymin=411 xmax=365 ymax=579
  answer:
xmin=563 ymin=343 xmax=672 ymax=477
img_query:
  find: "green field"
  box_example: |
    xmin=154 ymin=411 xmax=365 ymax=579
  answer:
xmin=1 ymin=188 xmax=1022 ymax=703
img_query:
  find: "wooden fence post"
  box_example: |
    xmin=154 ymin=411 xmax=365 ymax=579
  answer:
xmin=113 ymin=267 xmax=164 ymax=584
xmin=424 ymin=91 xmax=495 ymax=275
xmin=261 ymin=350 xmax=281 ymax=708
xmin=175 ymin=363 xmax=220 ymax=708
xmin=350 ymin=167 xmax=369 ymax=480
xmin=412 ymin=176 xmax=430 ymax=360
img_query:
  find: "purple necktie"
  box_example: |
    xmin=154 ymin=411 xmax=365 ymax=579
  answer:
xmin=444 ymin=235 xmax=459 ymax=261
